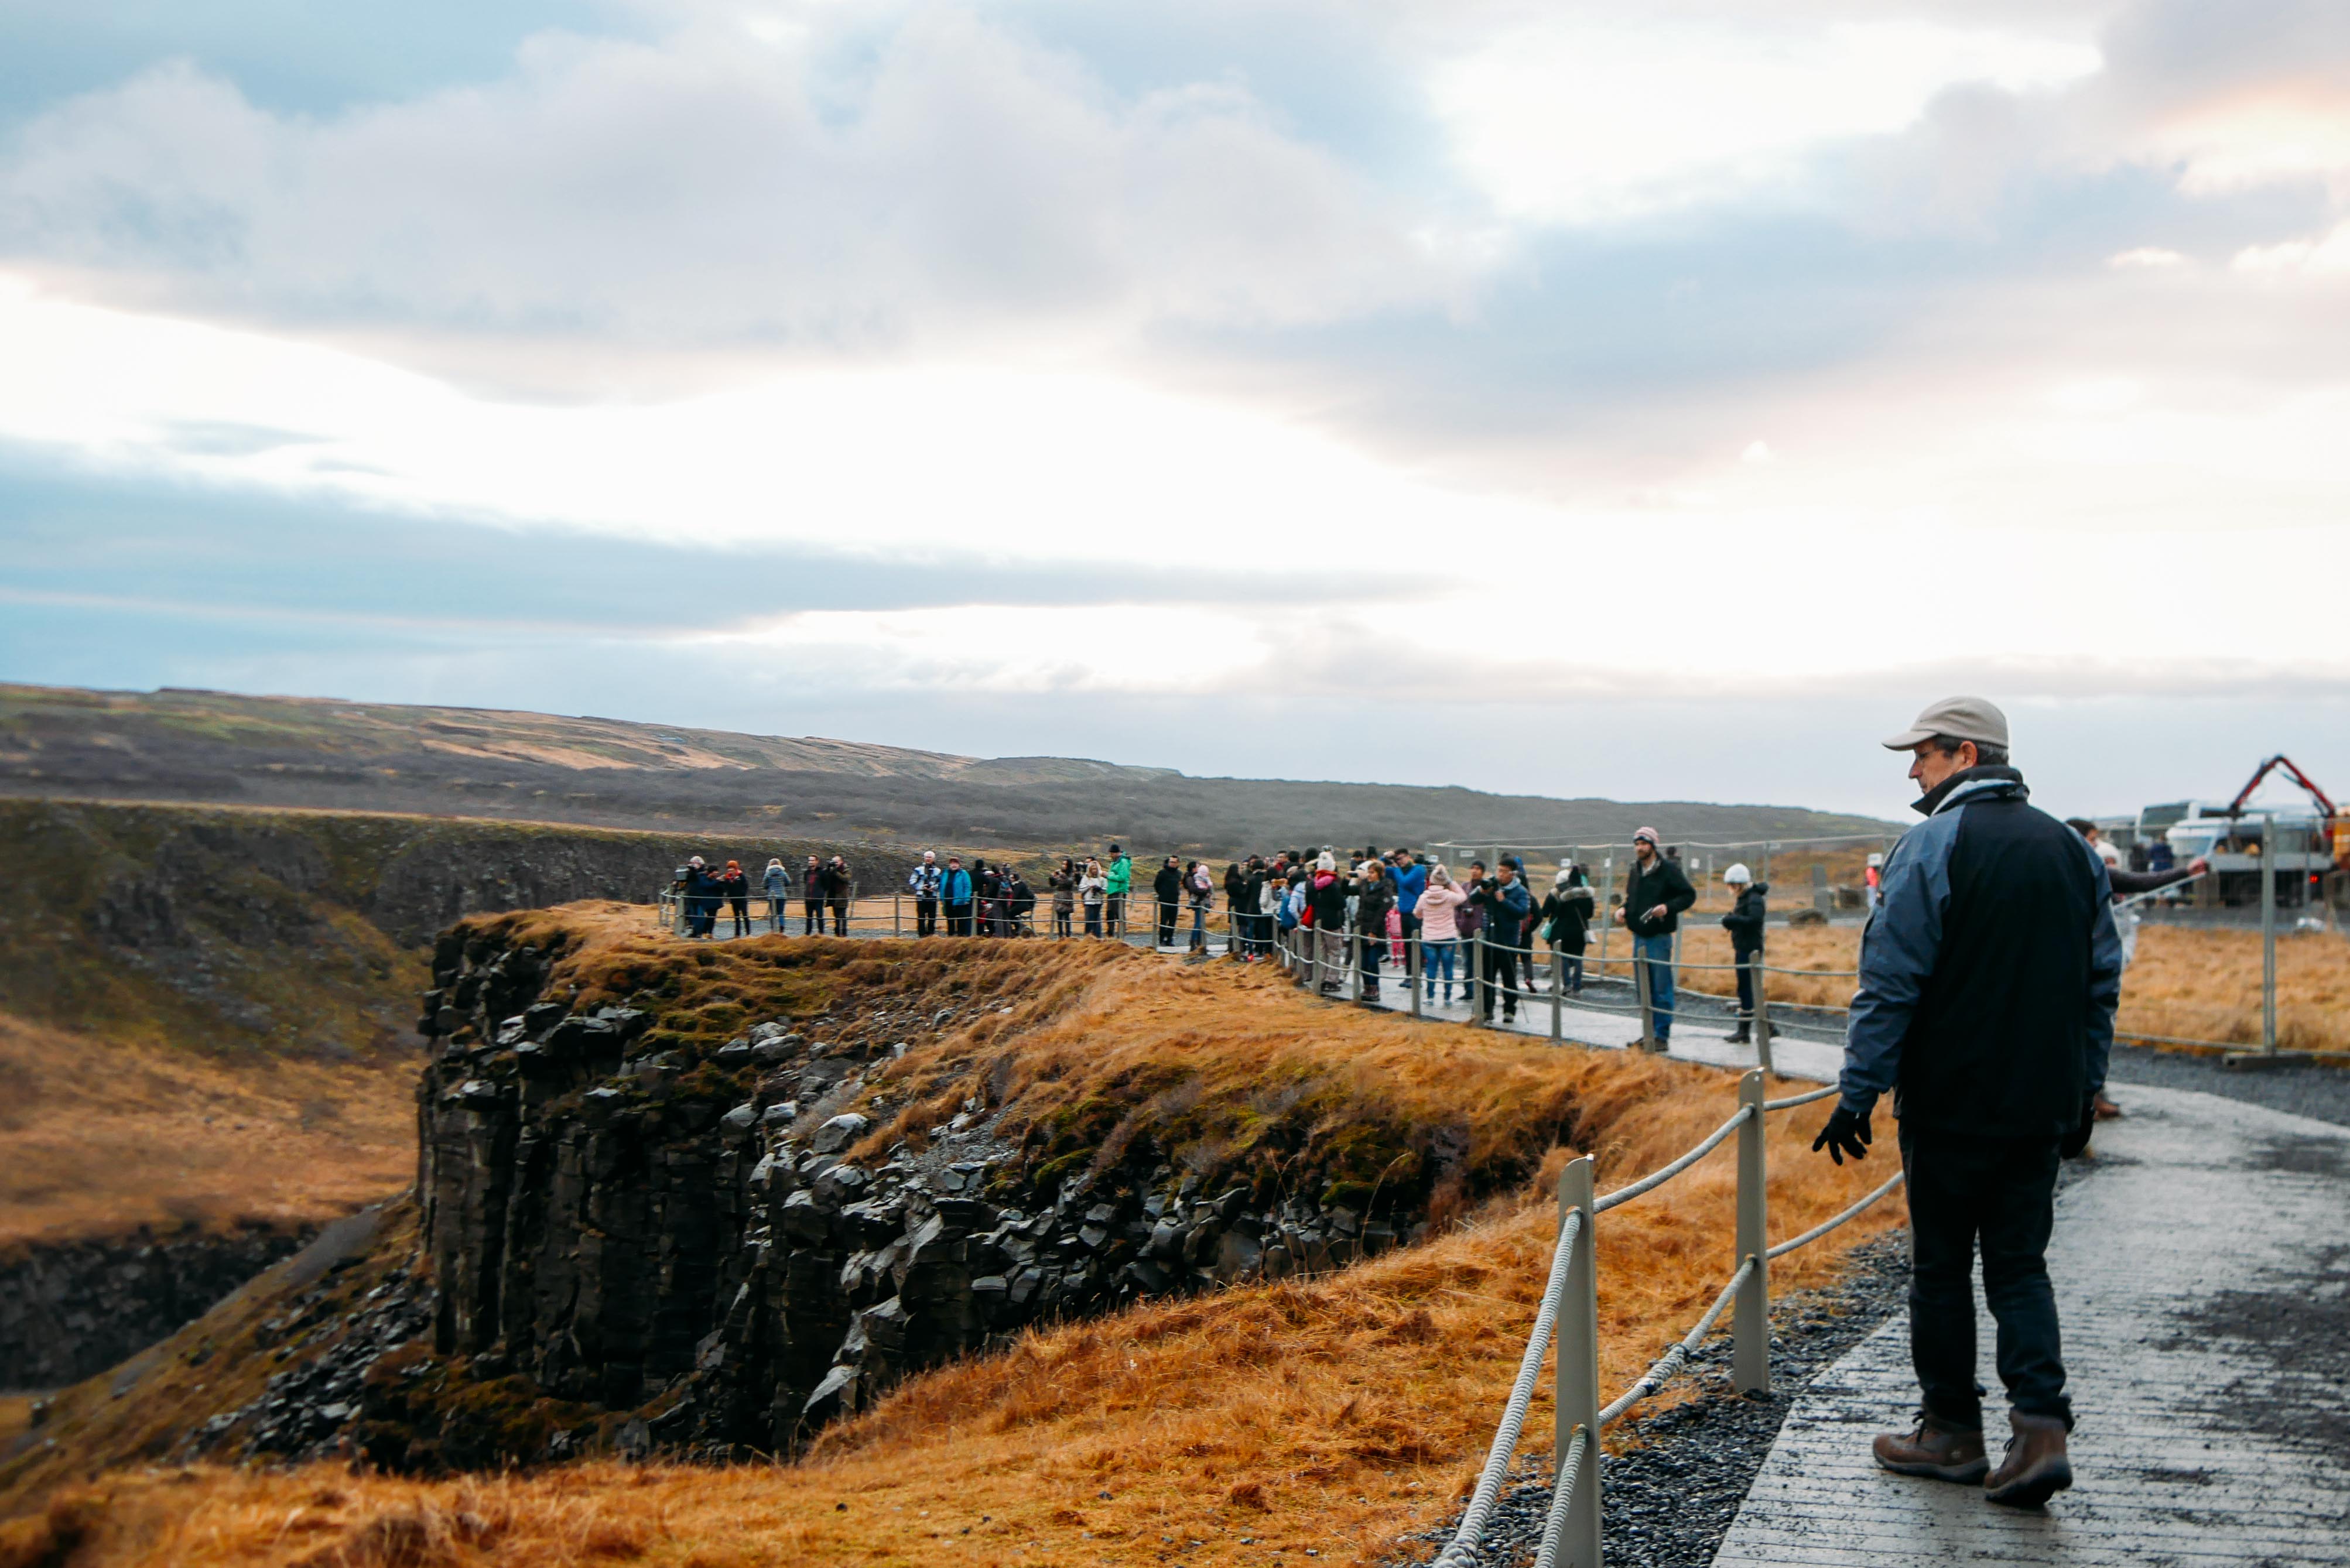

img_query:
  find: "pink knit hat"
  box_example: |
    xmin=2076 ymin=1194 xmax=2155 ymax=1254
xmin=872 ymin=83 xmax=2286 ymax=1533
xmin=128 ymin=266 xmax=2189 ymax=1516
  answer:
xmin=1633 ymin=826 xmax=1660 ymax=845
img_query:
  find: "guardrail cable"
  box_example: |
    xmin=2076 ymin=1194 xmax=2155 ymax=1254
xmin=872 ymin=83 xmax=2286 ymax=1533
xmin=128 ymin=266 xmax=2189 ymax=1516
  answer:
xmin=1761 ymin=1083 xmax=1839 ymax=1112
xmin=1429 ymin=1210 xmax=1583 ymax=1568
xmin=1766 ymin=1171 xmax=1906 ymax=1260
xmin=1592 ymin=1106 xmax=1752 ymax=1214
xmin=1528 ymin=1425 xmax=1590 ymax=1568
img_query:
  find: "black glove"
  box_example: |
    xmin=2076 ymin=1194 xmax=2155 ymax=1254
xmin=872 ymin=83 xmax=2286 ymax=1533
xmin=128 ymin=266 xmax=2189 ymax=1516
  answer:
xmin=2059 ymin=1095 xmax=2096 ymax=1159
xmin=1812 ymin=1105 xmax=1872 ymax=1165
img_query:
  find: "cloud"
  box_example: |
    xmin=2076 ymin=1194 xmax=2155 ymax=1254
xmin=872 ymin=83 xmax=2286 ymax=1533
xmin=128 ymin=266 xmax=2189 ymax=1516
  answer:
xmin=0 ymin=12 xmax=1453 ymax=357
xmin=2232 ymin=219 xmax=2350 ymax=274
xmin=1428 ymin=14 xmax=2102 ymax=226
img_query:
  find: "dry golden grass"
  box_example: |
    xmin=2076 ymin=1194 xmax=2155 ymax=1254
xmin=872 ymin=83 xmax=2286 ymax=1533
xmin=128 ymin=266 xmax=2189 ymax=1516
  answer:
xmin=2112 ymin=924 xmax=2350 ymax=1053
xmin=6 ymin=966 xmax=1908 ymax=1568
xmin=0 ymin=1015 xmax=417 ymax=1251
xmin=1668 ymin=920 xmax=2350 ymax=1053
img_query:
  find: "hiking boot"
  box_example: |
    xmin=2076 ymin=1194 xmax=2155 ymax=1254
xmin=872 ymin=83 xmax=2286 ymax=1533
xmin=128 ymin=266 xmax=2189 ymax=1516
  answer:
xmin=1722 ymin=1021 xmax=1751 ymax=1043
xmin=1872 ymin=1414 xmax=1988 ymax=1484
xmin=1984 ymin=1412 xmax=2072 ymax=1508
xmin=2092 ymin=1093 xmax=2122 ymax=1121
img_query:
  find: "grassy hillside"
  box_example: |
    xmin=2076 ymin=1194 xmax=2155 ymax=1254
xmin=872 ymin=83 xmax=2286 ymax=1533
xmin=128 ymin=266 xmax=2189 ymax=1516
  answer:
xmin=0 ymin=683 xmax=1896 ymax=856
xmin=0 ymin=923 xmax=1904 ymax=1564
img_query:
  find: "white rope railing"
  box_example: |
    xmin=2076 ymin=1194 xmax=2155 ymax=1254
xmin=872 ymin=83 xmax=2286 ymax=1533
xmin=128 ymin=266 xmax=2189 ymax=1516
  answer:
xmin=1598 ymin=1257 xmax=1754 ymax=1426
xmin=1592 ymin=1108 xmax=1752 ymax=1214
xmin=1528 ymin=1425 xmax=1591 ymax=1568
xmin=1429 ymin=1209 xmax=1584 ymax=1568
xmin=1767 ymin=1171 xmax=1906 ymax=1261
xmin=1434 ymin=1069 xmax=1911 ymax=1568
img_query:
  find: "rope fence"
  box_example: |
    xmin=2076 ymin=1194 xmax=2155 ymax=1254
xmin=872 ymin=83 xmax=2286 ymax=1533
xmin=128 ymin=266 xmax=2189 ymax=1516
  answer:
xmin=1428 ymin=1069 xmax=1906 ymax=1568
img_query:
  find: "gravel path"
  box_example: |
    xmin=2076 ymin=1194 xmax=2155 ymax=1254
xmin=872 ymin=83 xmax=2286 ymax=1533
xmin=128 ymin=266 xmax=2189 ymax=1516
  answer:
xmin=2104 ymin=1039 xmax=2350 ymax=1127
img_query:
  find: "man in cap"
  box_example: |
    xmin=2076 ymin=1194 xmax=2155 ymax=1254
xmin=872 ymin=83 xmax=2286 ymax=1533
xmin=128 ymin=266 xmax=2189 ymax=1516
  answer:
xmin=1612 ymin=826 xmax=1695 ymax=1049
xmin=907 ymin=850 xmax=943 ymax=938
xmin=1814 ymin=696 xmax=2120 ymax=1508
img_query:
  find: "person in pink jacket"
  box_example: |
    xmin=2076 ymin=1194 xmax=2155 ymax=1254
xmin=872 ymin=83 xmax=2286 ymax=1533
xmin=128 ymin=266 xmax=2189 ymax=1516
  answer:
xmin=1416 ymin=864 xmax=1469 ymax=1005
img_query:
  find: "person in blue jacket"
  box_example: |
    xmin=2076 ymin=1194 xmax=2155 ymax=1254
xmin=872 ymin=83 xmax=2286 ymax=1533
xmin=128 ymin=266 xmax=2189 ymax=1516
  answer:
xmin=940 ymin=855 xmax=975 ymax=937
xmin=1388 ymin=850 xmax=1428 ymax=942
xmin=762 ymin=858 xmax=789 ymax=934
xmin=1815 ymin=696 xmax=2120 ymax=1510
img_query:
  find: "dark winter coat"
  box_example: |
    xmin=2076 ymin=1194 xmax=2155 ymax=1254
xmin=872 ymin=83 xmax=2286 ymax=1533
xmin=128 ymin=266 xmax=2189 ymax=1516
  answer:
xmin=1622 ymin=855 xmax=1697 ymax=937
xmin=1540 ymin=885 xmax=1595 ymax=953
xmin=1841 ymin=766 xmax=2122 ymax=1140
xmin=1470 ymin=877 xmax=1532 ymax=946
xmin=1720 ymin=884 xmax=1769 ymax=957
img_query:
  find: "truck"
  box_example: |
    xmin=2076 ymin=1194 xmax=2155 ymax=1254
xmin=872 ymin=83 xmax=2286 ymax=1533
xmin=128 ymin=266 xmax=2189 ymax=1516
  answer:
xmin=2136 ymin=755 xmax=2345 ymax=910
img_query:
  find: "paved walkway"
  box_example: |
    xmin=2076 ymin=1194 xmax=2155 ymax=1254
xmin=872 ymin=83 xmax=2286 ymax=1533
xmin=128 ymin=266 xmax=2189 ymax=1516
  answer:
xmin=1298 ymin=960 xmax=1849 ymax=1083
xmin=1715 ymin=1083 xmax=2350 ymax=1566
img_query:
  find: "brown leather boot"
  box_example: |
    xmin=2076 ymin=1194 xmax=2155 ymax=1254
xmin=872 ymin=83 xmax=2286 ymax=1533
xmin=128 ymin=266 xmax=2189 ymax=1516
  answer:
xmin=1984 ymin=1411 xmax=2073 ymax=1507
xmin=1872 ymin=1413 xmax=1988 ymax=1483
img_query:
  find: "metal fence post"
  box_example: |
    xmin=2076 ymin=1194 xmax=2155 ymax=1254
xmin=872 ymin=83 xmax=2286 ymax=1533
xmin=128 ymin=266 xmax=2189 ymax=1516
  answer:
xmin=1634 ymin=947 xmax=1656 ymax=1050
xmin=2262 ymin=813 xmax=2278 ymax=1056
xmin=1471 ymin=927 xmax=1487 ymax=1022
xmin=1750 ymin=956 xmax=1774 ymax=1075
xmin=1349 ymin=929 xmax=1363 ymax=1002
xmin=1550 ymin=944 xmax=1563 ymax=1043
xmin=894 ymin=893 xmax=902 ymax=940
xmin=1735 ymin=1069 xmax=1770 ymax=1395
xmin=1410 ymin=934 xmax=1423 ymax=1019
xmin=1557 ymin=1155 xmax=1602 ymax=1568
xmin=1596 ymin=858 xmax=1613 ymax=974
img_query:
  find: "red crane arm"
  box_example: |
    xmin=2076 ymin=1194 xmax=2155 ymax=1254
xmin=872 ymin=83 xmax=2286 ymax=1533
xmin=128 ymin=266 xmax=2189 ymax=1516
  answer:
xmin=2226 ymin=754 xmax=2339 ymax=818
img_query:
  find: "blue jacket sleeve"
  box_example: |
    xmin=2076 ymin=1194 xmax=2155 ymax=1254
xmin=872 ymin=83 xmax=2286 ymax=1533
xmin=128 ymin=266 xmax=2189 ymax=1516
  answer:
xmin=1839 ymin=821 xmax=1952 ymax=1118
xmin=2084 ymin=853 xmax=2122 ymax=1098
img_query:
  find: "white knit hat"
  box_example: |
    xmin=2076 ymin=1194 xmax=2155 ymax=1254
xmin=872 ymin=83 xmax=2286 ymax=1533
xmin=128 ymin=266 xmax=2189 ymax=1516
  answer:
xmin=1723 ymin=862 xmax=1752 ymax=884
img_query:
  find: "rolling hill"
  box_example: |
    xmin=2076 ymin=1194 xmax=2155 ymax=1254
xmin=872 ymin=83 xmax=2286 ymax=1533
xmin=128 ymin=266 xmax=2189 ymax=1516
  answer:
xmin=0 ymin=684 xmax=1894 ymax=856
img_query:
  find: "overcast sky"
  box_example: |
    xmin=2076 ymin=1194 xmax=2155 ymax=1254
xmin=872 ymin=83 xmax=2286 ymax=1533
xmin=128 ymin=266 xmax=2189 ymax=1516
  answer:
xmin=2 ymin=0 xmax=2345 ymax=819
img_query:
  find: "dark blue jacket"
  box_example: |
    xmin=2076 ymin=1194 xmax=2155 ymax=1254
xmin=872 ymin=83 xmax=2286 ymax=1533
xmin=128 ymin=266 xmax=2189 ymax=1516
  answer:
xmin=1472 ymin=877 xmax=1532 ymax=946
xmin=1839 ymin=766 xmax=2122 ymax=1139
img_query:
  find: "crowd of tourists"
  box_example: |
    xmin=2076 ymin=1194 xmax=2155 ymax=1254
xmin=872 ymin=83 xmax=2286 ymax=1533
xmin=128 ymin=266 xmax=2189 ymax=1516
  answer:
xmin=669 ymin=830 xmax=1805 ymax=1046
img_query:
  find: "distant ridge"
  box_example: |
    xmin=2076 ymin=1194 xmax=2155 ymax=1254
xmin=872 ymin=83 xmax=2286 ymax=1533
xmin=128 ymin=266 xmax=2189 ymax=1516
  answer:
xmin=0 ymin=683 xmax=1895 ymax=855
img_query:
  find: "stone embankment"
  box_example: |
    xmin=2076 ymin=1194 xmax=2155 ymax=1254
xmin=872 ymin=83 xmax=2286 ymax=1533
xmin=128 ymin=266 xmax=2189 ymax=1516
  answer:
xmin=405 ymin=925 xmax=1428 ymax=1461
xmin=0 ymin=1226 xmax=312 ymax=1391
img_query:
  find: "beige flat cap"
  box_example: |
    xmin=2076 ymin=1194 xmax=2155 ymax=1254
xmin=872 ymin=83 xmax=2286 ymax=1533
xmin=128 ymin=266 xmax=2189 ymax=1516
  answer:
xmin=1883 ymin=695 xmax=2009 ymax=751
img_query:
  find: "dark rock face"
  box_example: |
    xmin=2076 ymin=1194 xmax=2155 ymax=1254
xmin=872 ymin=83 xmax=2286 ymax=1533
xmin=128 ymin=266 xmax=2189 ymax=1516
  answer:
xmin=0 ymin=1225 xmax=312 ymax=1389
xmin=409 ymin=929 xmax=1431 ymax=1460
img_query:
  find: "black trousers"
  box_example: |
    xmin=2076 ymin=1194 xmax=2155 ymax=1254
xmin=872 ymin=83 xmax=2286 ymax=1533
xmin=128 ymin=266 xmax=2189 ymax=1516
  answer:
xmin=728 ymin=896 xmax=750 ymax=934
xmin=803 ymin=899 xmax=823 ymax=936
xmin=915 ymin=897 xmax=938 ymax=937
xmin=1734 ymin=949 xmax=1759 ymax=1015
xmin=1157 ymin=901 xmax=1177 ymax=948
xmin=1901 ymin=1125 xmax=2070 ymax=1430
xmin=945 ymin=902 xmax=973 ymax=936
xmin=1479 ymin=939 xmax=1517 ymax=1018
xmin=829 ymin=896 xmax=850 ymax=934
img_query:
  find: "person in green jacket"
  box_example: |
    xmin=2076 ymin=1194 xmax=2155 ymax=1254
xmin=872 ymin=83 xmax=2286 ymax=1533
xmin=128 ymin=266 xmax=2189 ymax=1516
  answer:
xmin=1104 ymin=844 xmax=1133 ymax=937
